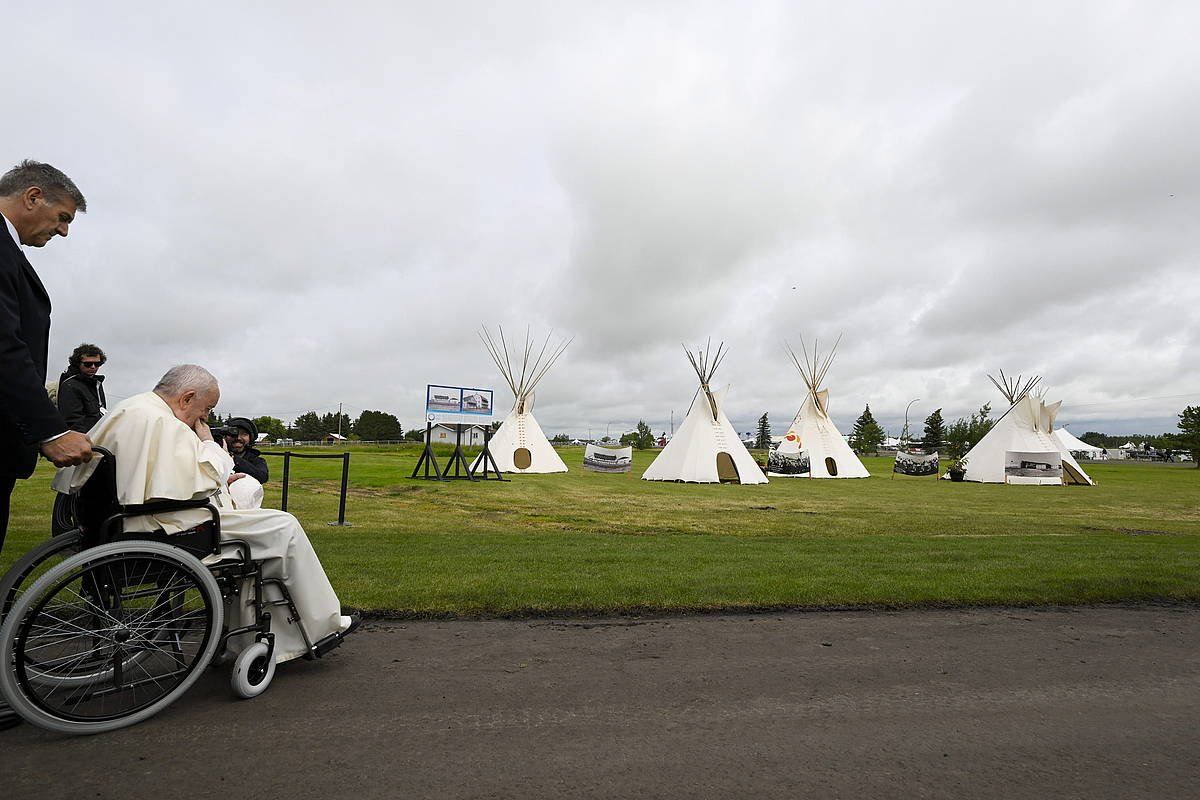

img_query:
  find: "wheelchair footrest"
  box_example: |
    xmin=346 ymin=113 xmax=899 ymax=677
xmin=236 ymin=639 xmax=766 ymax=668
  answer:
xmin=307 ymin=630 xmax=346 ymax=660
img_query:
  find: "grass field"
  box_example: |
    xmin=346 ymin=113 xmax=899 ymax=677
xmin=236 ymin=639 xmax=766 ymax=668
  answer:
xmin=3 ymin=446 xmax=1198 ymax=615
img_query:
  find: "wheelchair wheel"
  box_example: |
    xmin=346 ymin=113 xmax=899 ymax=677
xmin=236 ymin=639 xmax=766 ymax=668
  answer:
xmin=0 ymin=541 xmax=223 ymax=735
xmin=51 ymin=492 xmax=76 ymax=537
xmin=231 ymin=640 xmax=276 ymax=699
xmin=0 ymin=528 xmax=83 ymax=619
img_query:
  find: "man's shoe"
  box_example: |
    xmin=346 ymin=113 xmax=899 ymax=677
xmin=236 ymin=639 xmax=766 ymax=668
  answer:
xmin=0 ymin=704 xmax=21 ymax=731
xmin=342 ymin=613 xmax=363 ymax=636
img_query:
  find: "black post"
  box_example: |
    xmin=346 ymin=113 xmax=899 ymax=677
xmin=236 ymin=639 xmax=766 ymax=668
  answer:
xmin=411 ymin=421 xmax=444 ymax=480
xmin=328 ymin=451 xmax=351 ymax=526
xmin=281 ymin=452 xmax=292 ymax=511
xmin=452 ymin=423 xmax=464 ymax=478
xmin=470 ymin=424 xmax=506 ymax=481
xmin=442 ymin=423 xmax=476 ymax=480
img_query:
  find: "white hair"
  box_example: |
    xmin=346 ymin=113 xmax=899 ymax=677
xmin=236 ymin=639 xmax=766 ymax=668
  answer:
xmin=153 ymin=364 xmax=218 ymax=397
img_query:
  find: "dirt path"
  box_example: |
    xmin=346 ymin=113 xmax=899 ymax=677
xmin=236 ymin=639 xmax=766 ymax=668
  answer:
xmin=2 ymin=605 xmax=1198 ymax=799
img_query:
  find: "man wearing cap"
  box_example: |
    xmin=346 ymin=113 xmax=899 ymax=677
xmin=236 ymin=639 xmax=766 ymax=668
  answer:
xmin=224 ymin=417 xmax=268 ymax=484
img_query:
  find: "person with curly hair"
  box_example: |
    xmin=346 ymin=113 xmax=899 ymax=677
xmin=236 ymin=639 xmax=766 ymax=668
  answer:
xmin=57 ymin=343 xmax=108 ymax=432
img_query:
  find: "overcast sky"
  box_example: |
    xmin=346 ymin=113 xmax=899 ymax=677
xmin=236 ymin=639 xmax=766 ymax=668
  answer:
xmin=6 ymin=2 xmax=1197 ymax=438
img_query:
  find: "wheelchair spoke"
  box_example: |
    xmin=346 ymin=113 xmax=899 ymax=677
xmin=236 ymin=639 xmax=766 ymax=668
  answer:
xmin=20 ymin=637 xmax=108 ymax=661
xmin=25 ymin=608 xmax=112 ymax=641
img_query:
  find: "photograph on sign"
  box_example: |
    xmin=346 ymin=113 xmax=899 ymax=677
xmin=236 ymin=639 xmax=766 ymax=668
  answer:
xmin=583 ymin=443 xmax=633 ymax=473
xmin=427 ymin=385 xmax=462 ymax=413
xmin=1004 ymin=451 xmax=1062 ymax=479
xmin=894 ymin=450 xmax=939 ymax=476
xmin=460 ymin=388 xmax=493 ymax=416
xmin=767 ymin=449 xmax=810 ymax=476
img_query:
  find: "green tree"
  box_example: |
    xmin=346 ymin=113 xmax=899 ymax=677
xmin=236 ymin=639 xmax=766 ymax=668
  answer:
xmin=849 ymin=404 xmax=886 ymax=454
xmin=635 ymin=420 xmax=655 ymax=450
xmin=1178 ymin=405 xmax=1200 ymax=467
xmin=922 ymin=408 xmax=945 ymax=452
xmin=291 ymin=412 xmax=325 ymax=441
xmin=404 ymin=427 xmax=425 ymax=442
xmin=945 ymin=404 xmax=994 ymax=459
xmin=252 ymin=416 xmax=287 ymax=441
xmin=354 ymin=410 xmax=403 ymax=441
xmin=754 ymin=413 xmax=772 ymax=450
xmin=550 ymin=433 xmax=571 ymax=443
xmin=320 ymin=411 xmax=352 ymax=438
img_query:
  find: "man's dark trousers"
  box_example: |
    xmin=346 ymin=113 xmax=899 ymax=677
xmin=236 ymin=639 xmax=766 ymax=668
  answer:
xmin=0 ymin=475 xmax=14 ymax=554
xmin=1 ymin=220 xmax=70 ymax=730
xmin=0 ymin=475 xmax=18 ymax=728
xmin=1 ymin=222 xmax=66 ymax=546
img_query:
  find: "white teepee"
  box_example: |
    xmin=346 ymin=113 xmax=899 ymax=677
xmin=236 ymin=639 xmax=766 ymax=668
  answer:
xmin=771 ymin=335 xmax=870 ymax=479
xmin=642 ymin=341 xmax=768 ymax=484
xmin=471 ymin=327 xmax=570 ymax=474
xmin=958 ymin=372 xmax=1094 ymax=485
xmin=1052 ymin=428 xmax=1105 ymax=460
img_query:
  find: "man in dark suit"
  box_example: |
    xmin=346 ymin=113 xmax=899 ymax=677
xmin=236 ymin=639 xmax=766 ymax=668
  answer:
xmin=0 ymin=160 xmax=94 ymax=730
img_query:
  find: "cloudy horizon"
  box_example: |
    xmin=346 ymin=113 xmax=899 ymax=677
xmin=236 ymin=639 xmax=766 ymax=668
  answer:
xmin=7 ymin=2 xmax=1197 ymax=440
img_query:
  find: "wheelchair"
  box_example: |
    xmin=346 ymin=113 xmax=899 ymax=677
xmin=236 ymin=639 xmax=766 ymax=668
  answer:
xmin=0 ymin=447 xmax=348 ymax=735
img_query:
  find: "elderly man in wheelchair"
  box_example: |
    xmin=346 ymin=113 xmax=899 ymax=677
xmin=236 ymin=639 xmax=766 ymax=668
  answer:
xmin=0 ymin=364 xmax=359 ymax=735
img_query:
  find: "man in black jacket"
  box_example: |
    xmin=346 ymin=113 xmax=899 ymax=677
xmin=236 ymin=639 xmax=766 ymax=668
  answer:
xmin=225 ymin=417 xmax=269 ymax=484
xmin=57 ymin=343 xmax=109 ymax=432
xmin=0 ymin=159 xmax=93 ymax=729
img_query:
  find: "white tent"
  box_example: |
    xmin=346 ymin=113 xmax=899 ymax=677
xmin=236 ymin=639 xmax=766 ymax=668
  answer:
xmin=771 ymin=336 xmax=870 ymax=479
xmin=1052 ymin=428 xmax=1106 ymax=460
xmin=958 ymin=373 xmax=1094 ymax=485
xmin=642 ymin=342 xmax=767 ymax=484
xmin=471 ymin=327 xmax=570 ymax=474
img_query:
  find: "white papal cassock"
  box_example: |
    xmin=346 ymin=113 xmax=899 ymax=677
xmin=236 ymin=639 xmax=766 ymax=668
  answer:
xmin=58 ymin=391 xmax=348 ymax=663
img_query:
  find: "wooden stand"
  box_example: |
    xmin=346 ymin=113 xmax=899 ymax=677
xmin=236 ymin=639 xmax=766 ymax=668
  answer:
xmin=411 ymin=421 xmax=444 ymax=480
xmin=442 ymin=423 xmax=476 ymax=481
xmin=469 ymin=425 xmax=506 ymax=481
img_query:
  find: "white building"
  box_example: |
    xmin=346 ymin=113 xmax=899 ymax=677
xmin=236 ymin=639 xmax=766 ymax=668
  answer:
xmin=425 ymin=423 xmax=490 ymax=446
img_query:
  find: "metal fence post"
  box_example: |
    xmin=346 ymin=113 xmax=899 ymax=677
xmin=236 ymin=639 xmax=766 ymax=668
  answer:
xmin=281 ymin=452 xmax=291 ymax=512
xmin=333 ymin=451 xmax=350 ymax=526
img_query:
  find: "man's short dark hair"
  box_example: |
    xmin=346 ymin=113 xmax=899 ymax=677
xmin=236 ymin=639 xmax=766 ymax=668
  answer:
xmin=0 ymin=159 xmax=87 ymax=212
xmin=68 ymin=343 xmax=106 ymax=370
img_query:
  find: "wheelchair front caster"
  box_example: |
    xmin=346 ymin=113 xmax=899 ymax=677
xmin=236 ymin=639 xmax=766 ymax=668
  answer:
xmin=231 ymin=641 xmax=276 ymax=699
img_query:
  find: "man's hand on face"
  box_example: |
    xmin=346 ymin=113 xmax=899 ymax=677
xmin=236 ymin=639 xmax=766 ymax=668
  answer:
xmin=193 ymin=419 xmax=214 ymax=442
xmin=41 ymin=431 xmax=94 ymax=467
xmin=227 ymin=472 xmax=247 ymax=486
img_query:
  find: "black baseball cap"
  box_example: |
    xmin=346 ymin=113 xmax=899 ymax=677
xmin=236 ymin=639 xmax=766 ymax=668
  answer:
xmin=226 ymin=417 xmax=258 ymax=440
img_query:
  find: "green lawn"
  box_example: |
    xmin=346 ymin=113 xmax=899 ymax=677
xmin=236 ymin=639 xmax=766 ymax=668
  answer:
xmin=3 ymin=446 xmax=1198 ymax=615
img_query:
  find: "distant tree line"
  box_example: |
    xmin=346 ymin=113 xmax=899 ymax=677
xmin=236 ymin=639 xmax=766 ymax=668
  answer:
xmin=206 ymin=409 xmax=408 ymax=442
xmin=838 ymin=404 xmax=997 ymax=458
xmin=1078 ymin=406 xmax=1200 ymax=467
xmin=1079 ymin=431 xmax=1184 ymax=451
xmin=204 ymin=403 xmax=1200 ymax=467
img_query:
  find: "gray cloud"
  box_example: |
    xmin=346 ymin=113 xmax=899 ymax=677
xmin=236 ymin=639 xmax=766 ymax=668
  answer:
xmin=7 ymin=1 xmax=1197 ymax=441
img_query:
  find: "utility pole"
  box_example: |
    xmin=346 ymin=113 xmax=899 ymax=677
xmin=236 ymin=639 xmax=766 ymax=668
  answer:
xmin=337 ymin=402 xmax=343 ymax=436
xmin=902 ymin=398 xmax=919 ymax=446
xmin=670 ymin=409 xmax=674 ymax=436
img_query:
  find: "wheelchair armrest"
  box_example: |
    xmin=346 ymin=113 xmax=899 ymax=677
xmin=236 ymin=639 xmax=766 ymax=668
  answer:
xmin=99 ymin=497 xmax=222 ymax=549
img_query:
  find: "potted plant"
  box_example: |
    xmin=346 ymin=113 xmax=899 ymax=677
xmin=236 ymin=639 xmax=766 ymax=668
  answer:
xmin=947 ymin=457 xmax=967 ymax=482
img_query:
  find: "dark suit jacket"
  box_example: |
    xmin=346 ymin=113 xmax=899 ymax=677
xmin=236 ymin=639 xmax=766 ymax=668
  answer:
xmin=0 ymin=220 xmax=67 ymax=478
